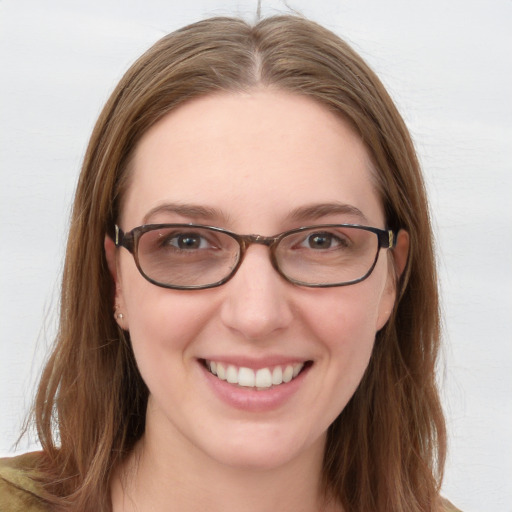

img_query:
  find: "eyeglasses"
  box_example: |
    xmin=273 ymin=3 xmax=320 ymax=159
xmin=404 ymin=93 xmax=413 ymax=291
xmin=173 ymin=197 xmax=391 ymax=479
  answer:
xmin=112 ymin=223 xmax=396 ymax=290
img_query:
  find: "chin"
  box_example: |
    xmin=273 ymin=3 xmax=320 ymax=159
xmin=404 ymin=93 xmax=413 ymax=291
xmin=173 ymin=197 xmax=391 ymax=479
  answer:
xmin=199 ymin=426 xmax=326 ymax=472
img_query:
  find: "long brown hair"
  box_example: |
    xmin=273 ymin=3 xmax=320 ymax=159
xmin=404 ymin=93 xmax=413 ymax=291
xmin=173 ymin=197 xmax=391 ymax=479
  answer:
xmin=31 ymin=15 xmax=446 ymax=511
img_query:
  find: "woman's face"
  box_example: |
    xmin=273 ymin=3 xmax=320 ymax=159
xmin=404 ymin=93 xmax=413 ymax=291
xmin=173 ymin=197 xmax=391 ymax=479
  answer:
xmin=107 ymin=90 xmax=400 ymax=470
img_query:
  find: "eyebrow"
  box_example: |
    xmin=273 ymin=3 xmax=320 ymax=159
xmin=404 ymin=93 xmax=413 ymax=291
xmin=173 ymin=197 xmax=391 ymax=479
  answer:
xmin=142 ymin=201 xmax=368 ymax=227
xmin=286 ymin=203 xmax=369 ymax=224
xmin=142 ymin=203 xmax=231 ymax=225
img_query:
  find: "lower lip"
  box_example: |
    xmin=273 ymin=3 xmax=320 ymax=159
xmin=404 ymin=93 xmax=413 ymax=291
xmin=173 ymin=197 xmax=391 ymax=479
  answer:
xmin=200 ymin=362 xmax=310 ymax=413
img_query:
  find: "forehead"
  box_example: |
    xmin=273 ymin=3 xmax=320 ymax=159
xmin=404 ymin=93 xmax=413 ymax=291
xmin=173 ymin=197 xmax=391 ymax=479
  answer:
xmin=122 ymin=89 xmax=384 ymax=230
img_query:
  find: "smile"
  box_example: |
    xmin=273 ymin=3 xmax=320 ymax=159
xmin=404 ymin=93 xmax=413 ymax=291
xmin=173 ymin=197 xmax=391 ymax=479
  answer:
xmin=204 ymin=360 xmax=307 ymax=389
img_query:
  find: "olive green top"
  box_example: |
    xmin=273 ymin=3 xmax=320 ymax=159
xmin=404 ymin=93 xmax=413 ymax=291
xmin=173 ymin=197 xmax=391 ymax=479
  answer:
xmin=1 ymin=451 xmax=462 ymax=511
xmin=0 ymin=452 xmax=50 ymax=511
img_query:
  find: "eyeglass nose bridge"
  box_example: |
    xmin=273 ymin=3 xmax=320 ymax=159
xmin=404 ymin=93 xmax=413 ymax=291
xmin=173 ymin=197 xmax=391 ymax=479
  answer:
xmin=237 ymin=232 xmax=285 ymax=253
xmin=234 ymin=233 xmax=284 ymax=276
xmin=239 ymin=233 xmax=280 ymax=247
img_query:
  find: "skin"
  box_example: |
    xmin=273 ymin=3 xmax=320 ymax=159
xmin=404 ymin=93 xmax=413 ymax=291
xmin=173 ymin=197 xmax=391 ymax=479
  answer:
xmin=106 ymin=89 xmax=408 ymax=512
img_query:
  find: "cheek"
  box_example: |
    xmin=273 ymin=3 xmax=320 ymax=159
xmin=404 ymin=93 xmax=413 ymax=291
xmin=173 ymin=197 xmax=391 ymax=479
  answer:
xmin=123 ymin=287 xmax=220 ymax=414
xmin=288 ymin=289 xmax=380 ymax=436
xmin=126 ymin=290 xmax=206 ymax=351
xmin=301 ymin=277 xmax=389 ymax=397
xmin=304 ymin=278 xmax=386 ymax=348
xmin=318 ymin=296 xmax=378 ymax=382
xmin=120 ymin=252 xmax=205 ymax=336
xmin=119 ymin=265 xmax=209 ymax=371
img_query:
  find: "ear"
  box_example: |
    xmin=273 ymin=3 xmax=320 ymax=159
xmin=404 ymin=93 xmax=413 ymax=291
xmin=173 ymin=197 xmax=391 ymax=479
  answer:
xmin=375 ymin=229 xmax=409 ymax=330
xmin=104 ymin=235 xmax=119 ymax=282
xmin=105 ymin=235 xmax=128 ymax=330
xmin=392 ymin=229 xmax=409 ymax=280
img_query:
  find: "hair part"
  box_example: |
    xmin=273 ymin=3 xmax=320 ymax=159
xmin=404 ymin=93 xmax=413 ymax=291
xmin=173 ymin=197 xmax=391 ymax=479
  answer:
xmin=30 ymin=15 xmax=446 ymax=512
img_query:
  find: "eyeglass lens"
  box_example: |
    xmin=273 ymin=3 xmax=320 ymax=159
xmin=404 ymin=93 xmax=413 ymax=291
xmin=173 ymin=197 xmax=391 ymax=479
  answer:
xmin=134 ymin=225 xmax=381 ymax=288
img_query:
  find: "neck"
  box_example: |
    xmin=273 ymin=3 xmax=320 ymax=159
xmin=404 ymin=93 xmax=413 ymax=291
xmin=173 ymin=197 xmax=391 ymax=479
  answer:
xmin=111 ymin=407 xmax=340 ymax=512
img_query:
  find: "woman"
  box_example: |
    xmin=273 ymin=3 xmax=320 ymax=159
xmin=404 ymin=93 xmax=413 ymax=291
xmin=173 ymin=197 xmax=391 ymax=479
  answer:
xmin=0 ymin=15 xmax=458 ymax=512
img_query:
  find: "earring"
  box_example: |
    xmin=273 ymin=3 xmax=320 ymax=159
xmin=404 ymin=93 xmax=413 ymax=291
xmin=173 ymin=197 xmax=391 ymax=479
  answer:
xmin=114 ymin=303 xmax=124 ymax=321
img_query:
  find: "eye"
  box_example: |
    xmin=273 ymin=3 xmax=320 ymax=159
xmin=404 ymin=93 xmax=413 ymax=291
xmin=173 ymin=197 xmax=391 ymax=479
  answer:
xmin=301 ymin=231 xmax=347 ymax=250
xmin=163 ymin=232 xmax=212 ymax=250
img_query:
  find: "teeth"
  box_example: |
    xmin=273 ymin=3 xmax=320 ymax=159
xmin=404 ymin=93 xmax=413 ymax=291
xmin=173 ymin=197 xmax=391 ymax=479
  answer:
xmin=216 ymin=363 xmax=226 ymax=380
xmin=226 ymin=365 xmax=238 ymax=384
xmin=205 ymin=360 xmax=305 ymax=389
xmin=282 ymin=365 xmax=294 ymax=383
xmin=255 ymin=368 xmax=272 ymax=388
xmin=238 ymin=367 xmax=255 ymax=387
xmin=272 ymin=366 xmax=282 ymax=385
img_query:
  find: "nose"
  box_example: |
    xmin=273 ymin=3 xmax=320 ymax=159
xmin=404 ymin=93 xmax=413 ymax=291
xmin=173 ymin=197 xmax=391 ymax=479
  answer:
xmin=219 ymin=245 xmax=294 ymax=340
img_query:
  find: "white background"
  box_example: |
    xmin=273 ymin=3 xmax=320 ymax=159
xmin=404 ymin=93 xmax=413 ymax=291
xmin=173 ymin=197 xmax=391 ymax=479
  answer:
xmin=1 ymin=1 xmax=511 ymax=510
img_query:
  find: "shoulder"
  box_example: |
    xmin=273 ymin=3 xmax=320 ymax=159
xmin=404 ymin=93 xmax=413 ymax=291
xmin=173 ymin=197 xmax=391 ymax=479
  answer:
xmin=440 ymin=496 xmax=463 ymax=512
xmin=0 ymin=452 xmax=51 ymax=512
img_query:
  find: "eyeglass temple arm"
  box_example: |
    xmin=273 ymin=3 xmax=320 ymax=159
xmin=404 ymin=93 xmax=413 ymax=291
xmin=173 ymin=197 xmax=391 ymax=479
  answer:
xmin=110 ymin=224 xmax=135 ymax=253
xmin=380 ymin=229 xmax=397 ymax=249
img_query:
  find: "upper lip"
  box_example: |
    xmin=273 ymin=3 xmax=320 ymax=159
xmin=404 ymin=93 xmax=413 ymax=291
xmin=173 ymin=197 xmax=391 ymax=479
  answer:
xmin=199 ymin=356 xmax=312 ymax=370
